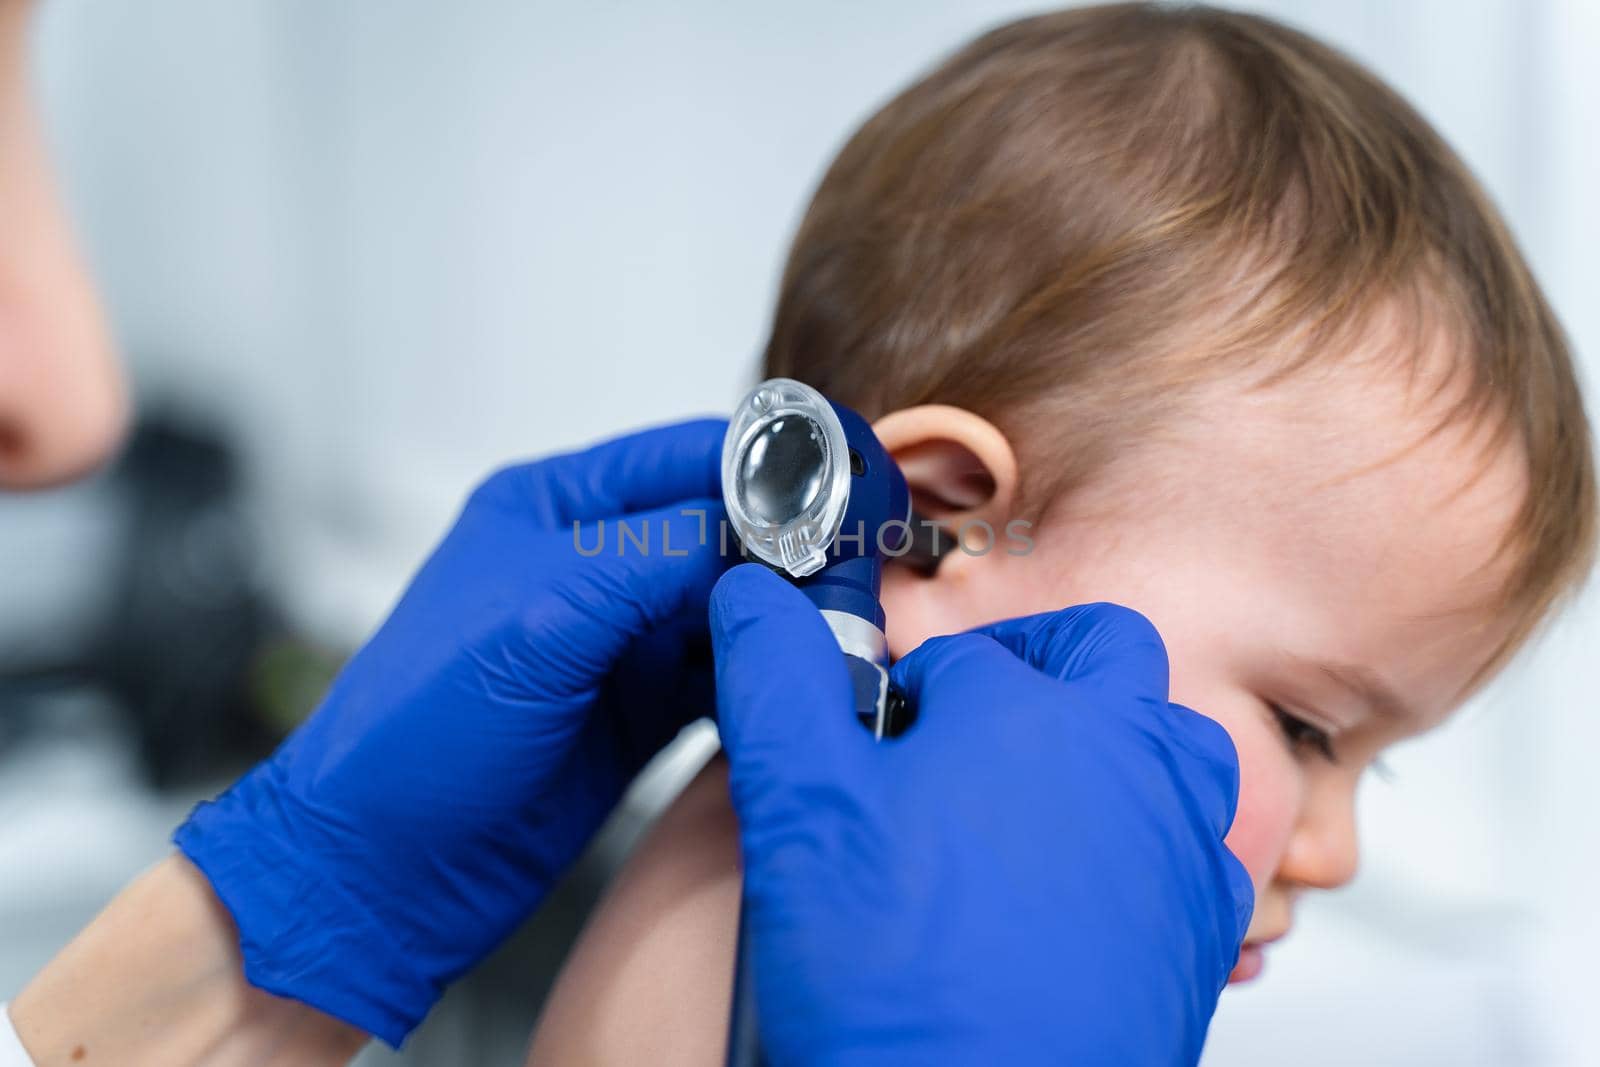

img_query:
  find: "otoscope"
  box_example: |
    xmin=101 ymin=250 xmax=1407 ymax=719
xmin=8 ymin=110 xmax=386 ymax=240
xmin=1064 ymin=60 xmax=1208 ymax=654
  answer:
xmin=719 ymin=377 xmax=946 ymax=1067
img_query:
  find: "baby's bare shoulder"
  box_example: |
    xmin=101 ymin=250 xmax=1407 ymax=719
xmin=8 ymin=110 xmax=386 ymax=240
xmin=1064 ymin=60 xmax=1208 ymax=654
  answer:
xmin=525 ymin=755 xmax=742 ymax=1067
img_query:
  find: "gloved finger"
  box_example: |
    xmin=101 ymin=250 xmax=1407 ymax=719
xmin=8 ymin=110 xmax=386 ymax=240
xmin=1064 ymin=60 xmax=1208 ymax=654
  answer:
xmin=1174 ymin=702 xmax=1258 ymax=952
xmin=1167 ymin=701 xmax=1246 ymax=840
xmin=975 ymin=602 xmax=1171 ymax=709
xmin=534 ymin=499 xmax=731 ymax=692
xmin=1221 ymin=842 xmax=1257 ymax=950
xmin=887 ymin=631 xmax=1079 ymax=762
xmin=709 ymin=565 xmax=865 ymax=793
xmin=476 ymin=417 xmax=728 ymax=526
xmin=888 ymin=632 xmax=1033 ymax=738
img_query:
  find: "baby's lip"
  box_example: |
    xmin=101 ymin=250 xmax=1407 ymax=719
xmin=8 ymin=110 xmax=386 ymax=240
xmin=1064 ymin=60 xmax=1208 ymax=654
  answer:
xmin=1229 ymin=928 xmax=1290 ymax=985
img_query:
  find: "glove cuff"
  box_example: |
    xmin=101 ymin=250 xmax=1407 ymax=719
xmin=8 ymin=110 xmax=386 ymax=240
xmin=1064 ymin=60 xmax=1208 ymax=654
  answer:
xmin=173 ymin=786 xmax=438 ymax=1049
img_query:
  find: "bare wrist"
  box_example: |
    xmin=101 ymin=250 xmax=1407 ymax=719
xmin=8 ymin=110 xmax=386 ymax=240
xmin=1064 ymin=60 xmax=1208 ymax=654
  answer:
xmin=11 ymin=855 xmax=367 ymax=1067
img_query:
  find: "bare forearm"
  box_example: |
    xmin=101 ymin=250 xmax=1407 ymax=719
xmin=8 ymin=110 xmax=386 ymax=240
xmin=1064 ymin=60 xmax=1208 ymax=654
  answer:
xmin=9 ymin=855 xmax=367 ymax=1067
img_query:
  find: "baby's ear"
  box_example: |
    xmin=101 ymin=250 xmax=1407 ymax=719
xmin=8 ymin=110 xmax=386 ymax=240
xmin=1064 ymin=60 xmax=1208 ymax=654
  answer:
xmin=874 ymin=406 xmax=1021 ymax=657
xmin=873 ymin=405 xmax=1019 ymax=528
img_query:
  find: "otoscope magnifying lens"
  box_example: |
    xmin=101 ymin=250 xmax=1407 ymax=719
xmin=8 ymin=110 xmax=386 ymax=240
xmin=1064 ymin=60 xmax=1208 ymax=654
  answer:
xmin=722 ymin=378 xmax=852 ymax=578
xmin=738 ymin=416 xmax=827 ymax=525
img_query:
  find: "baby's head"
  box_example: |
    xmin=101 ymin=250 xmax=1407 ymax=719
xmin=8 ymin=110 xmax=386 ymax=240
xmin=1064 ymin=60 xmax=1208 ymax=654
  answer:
xmin=761 ymin=4 xmax=1596 ymax=977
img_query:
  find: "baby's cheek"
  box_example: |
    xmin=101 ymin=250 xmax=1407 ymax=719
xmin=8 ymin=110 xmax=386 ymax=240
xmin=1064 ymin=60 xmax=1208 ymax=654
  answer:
xmin=1220 ymin=727 xmax=1301 ymax=891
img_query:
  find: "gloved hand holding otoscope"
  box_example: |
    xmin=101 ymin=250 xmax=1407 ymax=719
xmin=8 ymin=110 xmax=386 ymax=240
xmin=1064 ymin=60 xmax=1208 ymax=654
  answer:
xmin=715 ymin=380 xmax=1253 ymax=1066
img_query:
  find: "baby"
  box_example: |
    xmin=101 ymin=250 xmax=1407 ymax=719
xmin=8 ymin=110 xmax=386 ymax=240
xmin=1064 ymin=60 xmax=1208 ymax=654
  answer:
xmin=528 ymin=4 xmax=1596 ymax=1063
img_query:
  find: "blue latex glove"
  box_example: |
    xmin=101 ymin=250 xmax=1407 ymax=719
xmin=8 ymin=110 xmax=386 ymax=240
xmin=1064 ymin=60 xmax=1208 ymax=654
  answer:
xmin=175 ymin=418 xmax=731 ymax=1046
xmin=711 ymin=564 xmax=1254 ymax=1066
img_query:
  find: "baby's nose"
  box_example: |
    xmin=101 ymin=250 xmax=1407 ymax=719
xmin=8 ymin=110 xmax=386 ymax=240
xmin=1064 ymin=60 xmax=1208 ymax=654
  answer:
xmin=1277 ymin=781 xmax=1360 ymax=890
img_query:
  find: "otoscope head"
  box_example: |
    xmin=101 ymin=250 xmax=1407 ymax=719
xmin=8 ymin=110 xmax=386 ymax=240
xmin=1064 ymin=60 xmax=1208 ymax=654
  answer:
xmin=722 ymin=379 xmax=910 ymax=611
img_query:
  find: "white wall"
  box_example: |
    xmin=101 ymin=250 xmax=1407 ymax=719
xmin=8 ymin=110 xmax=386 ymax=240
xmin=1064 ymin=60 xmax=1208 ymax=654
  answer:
xmin=12 ymin=2 xmax=1598 ymax=1063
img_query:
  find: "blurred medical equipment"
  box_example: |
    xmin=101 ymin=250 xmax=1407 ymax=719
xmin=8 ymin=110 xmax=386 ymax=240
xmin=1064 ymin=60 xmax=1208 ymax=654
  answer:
xmin=0 ymin=414 xmax=334 ymax=785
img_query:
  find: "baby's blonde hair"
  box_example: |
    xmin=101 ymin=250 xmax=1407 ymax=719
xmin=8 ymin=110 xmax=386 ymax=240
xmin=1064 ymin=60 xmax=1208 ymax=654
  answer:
xmin=762 ymin=3 xmax=1595 ymax=682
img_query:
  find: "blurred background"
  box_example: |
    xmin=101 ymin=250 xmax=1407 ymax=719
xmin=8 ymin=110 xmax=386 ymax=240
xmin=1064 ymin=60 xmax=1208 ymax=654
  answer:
xmin=1 ymin=1 xmax=1595 ymax=1064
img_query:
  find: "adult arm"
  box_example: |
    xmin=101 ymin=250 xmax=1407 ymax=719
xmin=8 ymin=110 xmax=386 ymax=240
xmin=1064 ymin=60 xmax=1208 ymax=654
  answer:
xmin=8 ymin=856 xmax=364 ymax=1067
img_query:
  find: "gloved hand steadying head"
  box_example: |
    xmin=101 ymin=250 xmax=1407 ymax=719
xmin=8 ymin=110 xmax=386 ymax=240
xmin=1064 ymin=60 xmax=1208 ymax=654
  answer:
xmin=175 ymin=418 xmax=732 ymax=1046
xmin=712 ymin=563 xmax=1254 ymax=1067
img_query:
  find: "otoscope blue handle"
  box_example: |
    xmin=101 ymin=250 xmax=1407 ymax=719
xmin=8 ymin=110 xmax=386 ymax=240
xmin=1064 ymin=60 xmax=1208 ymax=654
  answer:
xmin=799 ymin=555 xmax=886 ymax=629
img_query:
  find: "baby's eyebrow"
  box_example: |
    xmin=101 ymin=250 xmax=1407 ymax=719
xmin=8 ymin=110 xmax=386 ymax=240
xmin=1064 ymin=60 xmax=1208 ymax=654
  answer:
xmin=1314 ymin=660 xmax=1415 ymax=725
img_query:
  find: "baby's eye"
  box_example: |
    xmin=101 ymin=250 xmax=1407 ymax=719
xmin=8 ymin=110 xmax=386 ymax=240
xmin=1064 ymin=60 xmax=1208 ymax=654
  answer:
xmin=1269 ymin=703 xmax=1338 ymax=763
